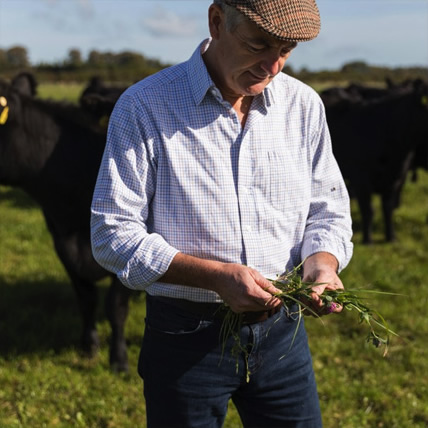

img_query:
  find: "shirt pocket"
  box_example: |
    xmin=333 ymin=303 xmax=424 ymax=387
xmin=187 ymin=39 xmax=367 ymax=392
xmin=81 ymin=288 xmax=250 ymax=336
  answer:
xmin=263 ymin=150 xmax=310 ymax=212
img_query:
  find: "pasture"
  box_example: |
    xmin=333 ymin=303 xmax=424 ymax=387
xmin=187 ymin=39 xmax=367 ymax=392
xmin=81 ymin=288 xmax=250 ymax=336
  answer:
xmin=0 ymin=82 xmax=427 ymax=428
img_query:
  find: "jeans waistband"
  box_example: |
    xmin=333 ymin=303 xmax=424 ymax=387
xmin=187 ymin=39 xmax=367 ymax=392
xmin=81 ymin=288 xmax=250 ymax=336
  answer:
xmin=147 ymin=295 xmax=281 ymax=325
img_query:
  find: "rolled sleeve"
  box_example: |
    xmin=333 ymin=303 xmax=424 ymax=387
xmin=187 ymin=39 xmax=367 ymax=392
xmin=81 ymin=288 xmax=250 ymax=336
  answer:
xmin=91 ymin=91 xmax=179 ymax=290
xmin=301 ymin=104 xmax=354 ymax=272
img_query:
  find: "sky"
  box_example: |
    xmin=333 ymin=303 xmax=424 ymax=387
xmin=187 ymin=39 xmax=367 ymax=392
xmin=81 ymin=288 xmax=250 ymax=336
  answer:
xmin=0 ymin=0 xmax=427 ymax=72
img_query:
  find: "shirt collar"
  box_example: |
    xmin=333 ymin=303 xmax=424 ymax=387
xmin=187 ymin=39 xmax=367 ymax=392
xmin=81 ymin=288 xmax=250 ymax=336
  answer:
xmin=187 ymin=38 xmax=274 ymax=109
xmin=263 ymin=84 xmax=273 ymax=107
xmin=187 ymin=39 xmax=215 ymax=106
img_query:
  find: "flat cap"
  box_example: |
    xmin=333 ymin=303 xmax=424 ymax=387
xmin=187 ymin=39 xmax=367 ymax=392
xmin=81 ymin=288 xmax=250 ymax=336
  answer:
xmin=224 ymin=0 xmax=321 ymax=42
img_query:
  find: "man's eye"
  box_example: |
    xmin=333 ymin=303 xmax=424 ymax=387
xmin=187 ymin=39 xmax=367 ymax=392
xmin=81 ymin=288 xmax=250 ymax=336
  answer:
xmin=247 ymin=44 xmax=265 ymax=53
xmin=280 ymin=43 xmax=297 ymax=56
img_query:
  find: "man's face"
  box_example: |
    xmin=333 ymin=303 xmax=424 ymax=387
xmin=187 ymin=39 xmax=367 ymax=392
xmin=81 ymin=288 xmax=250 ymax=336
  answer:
xmin=208 ymin=8 xmax=297 ymax=99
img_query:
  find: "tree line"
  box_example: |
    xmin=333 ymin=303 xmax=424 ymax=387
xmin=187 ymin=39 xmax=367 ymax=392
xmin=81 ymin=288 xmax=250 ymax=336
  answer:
xmin=1 ymin=45 xmax=427 ymax=85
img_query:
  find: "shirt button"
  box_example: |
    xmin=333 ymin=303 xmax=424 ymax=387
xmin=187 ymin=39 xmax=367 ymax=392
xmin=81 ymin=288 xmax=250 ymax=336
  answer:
xmin=244 ymin=225 xmax=252 ymax=232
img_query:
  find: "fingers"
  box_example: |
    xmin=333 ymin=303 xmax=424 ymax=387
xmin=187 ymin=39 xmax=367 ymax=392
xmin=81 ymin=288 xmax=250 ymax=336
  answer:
xmin=325 ymin=301 xmax=343 ymax=314
xmin=235 ymin=265 xmax=345 ymax=315
xmin=308 ymin=276 xmax=344 ymax=316
xmin=224 ymin=266 xmax=283 ymax=313
xmin=253 ymin=286 xmax=281 ymax=310
xmin=262 ymin=283 xmax=281 ymax=297
xmin=250 ymin=270 xmax=282 ymax=305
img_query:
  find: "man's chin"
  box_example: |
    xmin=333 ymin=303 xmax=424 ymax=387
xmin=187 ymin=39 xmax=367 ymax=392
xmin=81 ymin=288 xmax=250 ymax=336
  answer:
xmin=242 ymin=78 xmax=271 ymax=96
xmin=243 ymin=84 xmax=269 ymax=96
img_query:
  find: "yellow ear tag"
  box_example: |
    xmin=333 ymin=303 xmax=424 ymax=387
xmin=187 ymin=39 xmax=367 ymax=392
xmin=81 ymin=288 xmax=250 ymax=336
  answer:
xmin=0 ymin=106 xmax=9 ymax=125
xmin=0 ymin=96 xmax=8 ymax=125
xmin=421 ymin=95 xmax=428 ymax=106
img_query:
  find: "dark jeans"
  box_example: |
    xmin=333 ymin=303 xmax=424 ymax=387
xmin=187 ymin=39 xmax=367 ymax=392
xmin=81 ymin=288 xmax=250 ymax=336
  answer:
xmin=138 ymin=295 xmax=322 ymax=428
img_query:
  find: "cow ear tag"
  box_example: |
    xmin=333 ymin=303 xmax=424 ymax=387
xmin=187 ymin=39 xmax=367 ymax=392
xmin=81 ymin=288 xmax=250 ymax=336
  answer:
xmin=0 ymin=96 xmax=9 ymax=125
xmin=0 ymin=106 xmax=8 ymax=124
xmin=421 ymin=95 xmax=428 ymax=106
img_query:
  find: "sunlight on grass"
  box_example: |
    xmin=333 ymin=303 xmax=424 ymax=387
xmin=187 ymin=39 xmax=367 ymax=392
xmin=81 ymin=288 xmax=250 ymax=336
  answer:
xmin=1 ymin=171 xmax=427 ymax=426
xmin=37 ymin=82 xmax=85 ymax=103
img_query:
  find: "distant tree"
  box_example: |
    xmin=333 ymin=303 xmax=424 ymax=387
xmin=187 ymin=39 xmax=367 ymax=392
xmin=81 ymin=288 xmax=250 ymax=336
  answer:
xmin=88 ymin=51 xmax=118 ymax=68
xmin=341 ymin=61 xmax=369 ymax=74
xmin=282 ymin=64 xmax=295 ymax=77
xmin=88 ymin=50 xmax=103 ymax=67
xmin=102 ymin=52 xmax=116 ymax=67
xmin=6 ymin=46 xmax=30 ymax=68
xmin=67 ymin=48 xmax=83 ymax=67
xmin=0 ymin=49 xmax=7 ymax=67
xmin=116 ymin=51 xmax=146 ymax=67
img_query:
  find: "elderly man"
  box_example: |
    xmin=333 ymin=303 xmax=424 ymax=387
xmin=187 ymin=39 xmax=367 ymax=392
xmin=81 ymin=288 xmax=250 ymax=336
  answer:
xmin=91 ymin=0 xmax=353 ymax=426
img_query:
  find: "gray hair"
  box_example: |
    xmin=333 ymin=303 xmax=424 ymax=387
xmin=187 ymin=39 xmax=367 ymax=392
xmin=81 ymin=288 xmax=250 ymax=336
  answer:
xmin=213 ymin=0 xmax=246 ymax=32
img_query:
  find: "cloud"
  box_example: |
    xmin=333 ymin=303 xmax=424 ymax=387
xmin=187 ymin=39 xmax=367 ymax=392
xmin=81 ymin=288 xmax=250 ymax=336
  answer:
xmin=39 ymin=0 xmax=94 ymax=20
xmin=290 ymin=3 xmax=428 ymax=70
xmin=142 ymin=7 xmax=198 ymax=38
xmin=76 ymin=0 xmax=95 ymax=20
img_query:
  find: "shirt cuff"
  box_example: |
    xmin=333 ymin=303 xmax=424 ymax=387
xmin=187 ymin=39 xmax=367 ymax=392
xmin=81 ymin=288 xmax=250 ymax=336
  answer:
xmin=301 ymin=232 xmax=353 ymax=273
xmin=117 ymin=234 xmax=180 ymax=290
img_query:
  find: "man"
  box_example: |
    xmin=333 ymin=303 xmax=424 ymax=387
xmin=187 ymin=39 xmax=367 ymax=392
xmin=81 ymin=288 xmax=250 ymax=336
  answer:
xmin=91 ymin=0 xmax=353 ymax=426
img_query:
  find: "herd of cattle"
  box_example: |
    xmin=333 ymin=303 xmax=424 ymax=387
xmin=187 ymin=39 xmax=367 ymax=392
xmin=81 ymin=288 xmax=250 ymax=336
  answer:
xmin=1 ymin=71 xmax=427 ymax=370
xmin=0 ymin=72 xmax=130 ymax=371
xmin=321 ymin=78 xmax=428 ymax=244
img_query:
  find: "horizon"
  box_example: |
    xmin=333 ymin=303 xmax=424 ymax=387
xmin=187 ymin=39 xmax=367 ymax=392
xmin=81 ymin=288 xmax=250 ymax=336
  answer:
xmin=0 ymin=0 xmax=427 ymax=72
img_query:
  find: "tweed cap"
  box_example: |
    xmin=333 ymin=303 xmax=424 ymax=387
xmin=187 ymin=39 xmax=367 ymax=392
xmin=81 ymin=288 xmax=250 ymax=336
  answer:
xmin=223 ymin=0 xmax=321 ymax=42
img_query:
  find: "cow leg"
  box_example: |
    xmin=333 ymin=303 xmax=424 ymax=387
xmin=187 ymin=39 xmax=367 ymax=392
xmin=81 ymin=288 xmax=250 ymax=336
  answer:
xmin=42 ymin=215 xmax=101 ymax=358
xmin=381 ymin=192 xmax=396 ymax=242
xmin=356 ymin=191 xmax=374 ymax=244
xmin=71 ymin=278 xmax=100 ymax=357
xmin=105 ymin=277 xmax=132 ymax=372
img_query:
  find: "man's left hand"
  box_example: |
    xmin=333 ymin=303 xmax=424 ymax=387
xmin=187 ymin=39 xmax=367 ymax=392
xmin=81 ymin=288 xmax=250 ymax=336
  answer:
xmin=302 ymin=252 xmax=343 ymax=316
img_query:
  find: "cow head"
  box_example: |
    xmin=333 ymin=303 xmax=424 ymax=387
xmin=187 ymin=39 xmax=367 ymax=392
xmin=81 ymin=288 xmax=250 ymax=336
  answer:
xmin=0 ymin=80 xmax=16 ymax=126
xmin=11 ymin=71 xmax=38 ymax=97
xmin=0 ymin=71 xmax=40 ymax=126
xmin=0 ymin=79 xmax=23 ymax=127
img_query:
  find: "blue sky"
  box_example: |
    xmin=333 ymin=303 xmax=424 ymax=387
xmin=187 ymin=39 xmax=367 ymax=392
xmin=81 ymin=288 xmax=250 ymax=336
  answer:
xmin=0 ymin=0 xmax=427 ymax=71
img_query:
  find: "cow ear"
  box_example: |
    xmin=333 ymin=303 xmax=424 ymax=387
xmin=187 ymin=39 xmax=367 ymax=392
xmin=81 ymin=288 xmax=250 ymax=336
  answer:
xmin=11 ymin=72 xmax=38 ymax=97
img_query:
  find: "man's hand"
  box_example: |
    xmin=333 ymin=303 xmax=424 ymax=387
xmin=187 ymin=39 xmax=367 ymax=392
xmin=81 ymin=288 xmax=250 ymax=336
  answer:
xmin=303 ymin=252 xmax=343 ymax=316
xmin=161 ymin=252 xmax=282 ymax=313
xmin=213 ymin=263 xmax=283 ymax=313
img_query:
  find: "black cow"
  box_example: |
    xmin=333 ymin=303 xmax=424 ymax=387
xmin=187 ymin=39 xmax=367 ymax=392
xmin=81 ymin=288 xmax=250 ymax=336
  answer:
xmin=319 ymin=86 xmax=362 ymax=107
xmin=0 ymin=73 xmax=132 ymax=371
xmin=10 ymin=71 xmax=38 ymax=97
xmin=320 ymin=79 xmax=416 ymax=108
xmin=345 ymin=82 xmax=390 ymax=101
xmin=324 ymin=80 xmax=428 ymax=244
xmin=79 ymin=76 xmax=127 ymax=119
xmin=79 ymin=76 xmax=127 ymax=103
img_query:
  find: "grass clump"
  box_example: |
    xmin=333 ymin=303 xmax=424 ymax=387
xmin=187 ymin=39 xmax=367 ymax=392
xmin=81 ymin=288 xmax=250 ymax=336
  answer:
xmin=220 ymin=263 xmax=399 ymax=382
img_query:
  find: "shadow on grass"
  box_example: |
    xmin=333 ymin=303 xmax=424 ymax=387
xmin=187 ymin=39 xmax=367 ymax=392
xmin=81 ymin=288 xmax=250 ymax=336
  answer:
xmin=0 ymin=276 xmax=109 ymax=357
xmin=0 ymin=186 xmax=39 ymax=209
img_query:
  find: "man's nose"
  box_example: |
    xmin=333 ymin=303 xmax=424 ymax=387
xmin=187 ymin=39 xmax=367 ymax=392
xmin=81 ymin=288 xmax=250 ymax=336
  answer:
xmin=260 ymin=53 xmax=284 ymax=76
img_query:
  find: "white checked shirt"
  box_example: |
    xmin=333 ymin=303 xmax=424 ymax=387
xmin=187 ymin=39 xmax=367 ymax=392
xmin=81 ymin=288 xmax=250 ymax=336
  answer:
xmin=91 ymin=39 xmax=353 ymax=302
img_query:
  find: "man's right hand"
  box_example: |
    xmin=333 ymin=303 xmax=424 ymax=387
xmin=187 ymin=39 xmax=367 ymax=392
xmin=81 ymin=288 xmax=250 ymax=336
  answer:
xmin=161 ymin=253 xmax=282 ymax=313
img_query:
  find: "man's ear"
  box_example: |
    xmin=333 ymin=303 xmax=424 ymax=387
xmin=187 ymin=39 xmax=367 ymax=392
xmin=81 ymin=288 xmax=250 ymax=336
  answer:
xmin=208 ymin=4 xmax=224 ymax=40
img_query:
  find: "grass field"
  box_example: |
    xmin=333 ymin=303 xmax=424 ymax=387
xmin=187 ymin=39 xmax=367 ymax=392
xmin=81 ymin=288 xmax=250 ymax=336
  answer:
xmin=36 ymin=82 xmax=86 ymax=104
xmin=1 ymin=84 xmax=427 ymax=427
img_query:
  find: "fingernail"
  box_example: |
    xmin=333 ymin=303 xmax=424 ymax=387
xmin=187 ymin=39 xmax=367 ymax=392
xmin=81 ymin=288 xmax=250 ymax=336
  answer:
xmin=327 ymin=302 xmax=337 ymax=313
